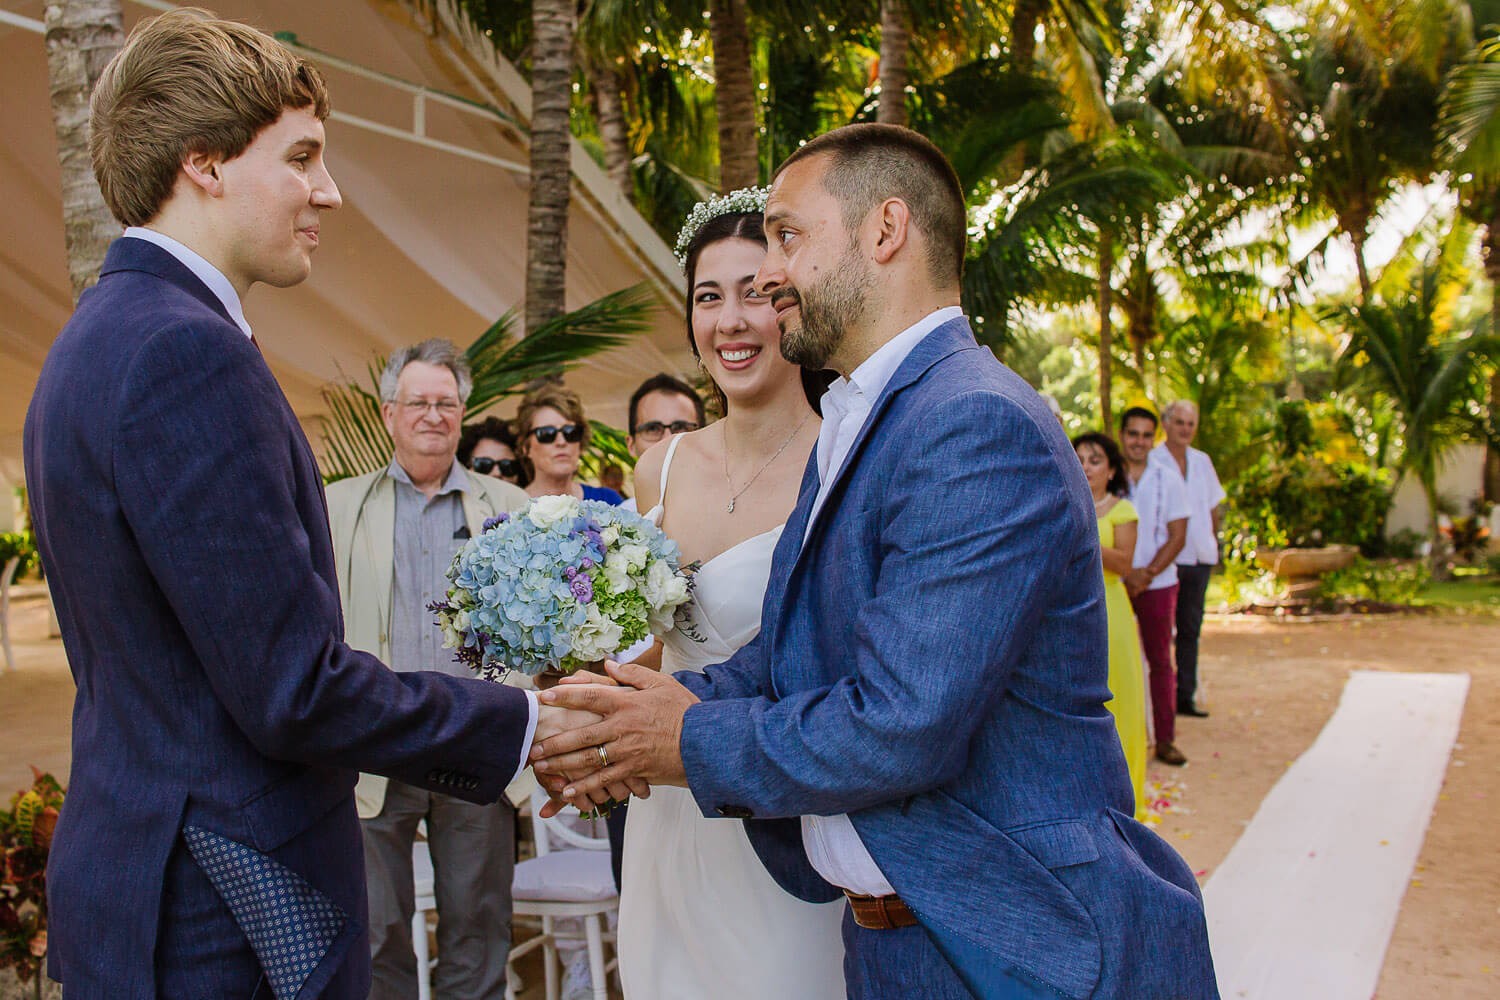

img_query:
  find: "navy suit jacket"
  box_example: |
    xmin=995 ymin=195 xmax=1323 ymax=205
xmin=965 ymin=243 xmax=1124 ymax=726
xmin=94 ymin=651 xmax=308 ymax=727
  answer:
xmin=677 ymin=318 xmax=1219 ymax=999
xmin=23 ymin=238 xmax=530 ymax=998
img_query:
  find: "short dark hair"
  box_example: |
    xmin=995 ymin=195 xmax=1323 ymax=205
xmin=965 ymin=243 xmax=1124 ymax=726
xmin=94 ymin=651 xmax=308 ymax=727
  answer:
xmin=457 ymin=416 xmax=529 ymax=487
xmin=774 ymin=123 xmax=966 ymax=284
xmin=1071 ymin=432 xmax=1130 ymax=497
xmin=1119 ymin=406 xmax=1159 ymax=432
xmin=628 ymin=374 xmax=705 ymax=433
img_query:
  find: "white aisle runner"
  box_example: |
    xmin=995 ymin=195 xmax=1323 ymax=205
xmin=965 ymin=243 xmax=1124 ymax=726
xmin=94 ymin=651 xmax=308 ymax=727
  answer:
xmin=1203 ymin=670 xmax=1470 ymax=1000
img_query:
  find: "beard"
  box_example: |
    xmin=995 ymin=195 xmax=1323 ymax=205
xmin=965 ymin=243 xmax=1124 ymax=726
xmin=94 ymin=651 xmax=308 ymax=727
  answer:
xmin=777 ymin=238 xmax=875 ymax=370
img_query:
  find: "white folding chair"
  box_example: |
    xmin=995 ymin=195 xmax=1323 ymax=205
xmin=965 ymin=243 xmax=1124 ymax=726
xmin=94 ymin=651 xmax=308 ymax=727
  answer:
xmin=1 ymin=555 xmax=19 ymax=673
xmin=413 ymin=838 xmax=436 ymax=1000
xmin=507 ymin=789 xmax=618 ymax=1000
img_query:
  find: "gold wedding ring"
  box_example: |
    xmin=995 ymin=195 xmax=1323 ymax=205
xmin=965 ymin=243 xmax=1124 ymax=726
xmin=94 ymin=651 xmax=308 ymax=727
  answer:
xmin=596 ymin=744 xmax=610 ymax=769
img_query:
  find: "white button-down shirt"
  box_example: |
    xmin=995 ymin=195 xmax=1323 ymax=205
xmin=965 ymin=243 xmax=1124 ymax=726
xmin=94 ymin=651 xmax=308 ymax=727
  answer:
xmin=1152 ymin=444 xmax=1226 ymax=565
xmin=799 ymin=304 xmax=963 ymax=896
xmin=123 ymin=227 xmax=254 ymax=340
xmin=1127 ymin=453 xmax=1190 ymax=591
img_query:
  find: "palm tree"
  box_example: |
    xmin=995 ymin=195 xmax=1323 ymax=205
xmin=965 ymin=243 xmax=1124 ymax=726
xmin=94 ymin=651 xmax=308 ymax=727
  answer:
xmin=526 ymin=0 xmax=576 ymax=334
xmin=1287 ymin=0 xmax=1470 ymax=303
xmin=1332 ymin=261 xmax=1500 ymax=567
xmin=1438 ymin=27 xmax=1500 ymax=498
xmin=709 ymin=0 xmax=758 ymax=190
xmin=876 ymin=0 xmax=911 ymax=125
xmin=43 ymin=0 xmax=124 ymax=301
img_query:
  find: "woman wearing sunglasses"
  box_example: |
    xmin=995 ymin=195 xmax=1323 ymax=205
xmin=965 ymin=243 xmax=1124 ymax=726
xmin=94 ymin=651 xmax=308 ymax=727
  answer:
xmin=457 ymin=415 xmax=529 ymax=488
xmin=512 ymin=386 xmax=624 ymax=505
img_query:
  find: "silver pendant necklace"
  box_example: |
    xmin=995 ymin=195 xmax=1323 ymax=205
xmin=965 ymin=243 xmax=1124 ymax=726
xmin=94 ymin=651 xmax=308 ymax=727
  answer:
xmin=723 ymin=412 xmax=812 ymax=513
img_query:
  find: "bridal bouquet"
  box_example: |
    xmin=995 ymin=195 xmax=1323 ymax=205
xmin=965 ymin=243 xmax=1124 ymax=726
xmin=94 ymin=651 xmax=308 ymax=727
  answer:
xmin=431 ymin=494 xmax=691 ymax=680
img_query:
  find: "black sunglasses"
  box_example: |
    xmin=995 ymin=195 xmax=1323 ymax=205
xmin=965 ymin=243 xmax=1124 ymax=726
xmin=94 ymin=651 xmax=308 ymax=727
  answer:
xmin=470 ymin=456 xmax=522 ymax=478
xmin=530 ymin=423 xmax=585 ymax=444
xmin=633 ymin=420 xmax=701 ymax=440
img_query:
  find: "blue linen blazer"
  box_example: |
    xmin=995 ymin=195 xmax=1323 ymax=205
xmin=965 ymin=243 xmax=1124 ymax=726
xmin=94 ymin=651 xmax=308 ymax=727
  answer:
xmin=677 ymin=318 xmax=1218 ymax=999
xmin=23 ymin=238 xmax=531 ymax=998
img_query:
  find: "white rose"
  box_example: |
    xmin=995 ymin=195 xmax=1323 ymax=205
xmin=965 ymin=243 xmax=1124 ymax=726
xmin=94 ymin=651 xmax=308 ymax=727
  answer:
xmin=620 ymin=543 xmax=649 ymax=571
xmin=601 ymin=524 xmax=621 ymax=545
xmin=603 ymin=551 xmax=631 ymax=592
xmin=527 ymin=493 xmax=579 ymax=528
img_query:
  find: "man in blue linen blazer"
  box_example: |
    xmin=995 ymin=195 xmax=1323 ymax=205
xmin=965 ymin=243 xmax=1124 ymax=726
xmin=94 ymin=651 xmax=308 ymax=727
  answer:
xmin=534 ymin=125 xmax=1218 ymax=998
xmin=22 ymin=12 xmax=564 ymax=997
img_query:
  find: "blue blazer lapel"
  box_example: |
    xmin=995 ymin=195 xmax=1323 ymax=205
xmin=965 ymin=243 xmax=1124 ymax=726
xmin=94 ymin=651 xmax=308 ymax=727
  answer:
xmin=795 ymin=316 xmax=980 ymax=557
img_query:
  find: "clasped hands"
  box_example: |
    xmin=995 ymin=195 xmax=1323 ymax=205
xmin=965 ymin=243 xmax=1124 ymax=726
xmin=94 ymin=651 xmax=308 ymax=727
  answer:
xmin=529 ymin=659 xmax=699 ymax=818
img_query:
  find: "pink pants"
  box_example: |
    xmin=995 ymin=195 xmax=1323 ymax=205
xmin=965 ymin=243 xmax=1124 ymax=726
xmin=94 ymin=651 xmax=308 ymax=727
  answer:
xmin=1130 ymin=583 xmax=1179 ymax=745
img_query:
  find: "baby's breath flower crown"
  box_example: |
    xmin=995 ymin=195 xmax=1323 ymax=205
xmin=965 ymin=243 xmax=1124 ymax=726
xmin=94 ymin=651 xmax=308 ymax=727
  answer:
xmin=673 ymin=186 xmax=770 ymax=270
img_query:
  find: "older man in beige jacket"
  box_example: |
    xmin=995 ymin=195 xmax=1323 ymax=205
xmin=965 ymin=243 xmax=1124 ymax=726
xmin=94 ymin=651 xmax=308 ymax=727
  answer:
xmin=327 ymin=340 xmax=530 ymax=1000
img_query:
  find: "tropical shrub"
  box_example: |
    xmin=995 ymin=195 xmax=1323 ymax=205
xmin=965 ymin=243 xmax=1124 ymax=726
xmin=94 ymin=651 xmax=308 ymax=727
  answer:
xmin=1222 ymin=453 xmax=1393 ymax=559
xmin=0 ymin=771 xmax=63 ymax=990
xmin=1318 ymin=558 xmax=1432 ymax=605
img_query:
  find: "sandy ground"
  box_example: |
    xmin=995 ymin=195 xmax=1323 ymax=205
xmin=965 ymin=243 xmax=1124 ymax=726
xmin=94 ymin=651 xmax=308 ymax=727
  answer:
xmin=2 ymin=593 xmax=1496 ymax=998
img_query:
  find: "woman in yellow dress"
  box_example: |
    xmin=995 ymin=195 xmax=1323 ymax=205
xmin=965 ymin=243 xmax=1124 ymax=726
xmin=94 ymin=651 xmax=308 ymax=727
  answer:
xmin=1073 ymin=431 xmax=1149 ymax=819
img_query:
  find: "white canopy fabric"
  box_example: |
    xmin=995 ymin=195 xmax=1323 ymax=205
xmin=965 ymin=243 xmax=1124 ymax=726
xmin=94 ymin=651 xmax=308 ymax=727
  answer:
xmin=0 ymin=0 xmax=693 ymax=491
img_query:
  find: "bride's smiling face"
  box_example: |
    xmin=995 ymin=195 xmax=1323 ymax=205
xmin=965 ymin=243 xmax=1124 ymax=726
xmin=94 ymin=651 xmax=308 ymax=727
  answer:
xmin=690 ymin=237 xmax=800 ymax=404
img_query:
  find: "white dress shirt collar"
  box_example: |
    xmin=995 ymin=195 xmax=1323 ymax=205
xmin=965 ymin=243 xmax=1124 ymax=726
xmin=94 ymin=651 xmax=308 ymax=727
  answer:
xmin=836 ymin=305 xmax=964 ymax=408
xmin=123 ymin=226 xmax=253 ymax=340
xmin=814 ymin=305 xmax=964 ymax=488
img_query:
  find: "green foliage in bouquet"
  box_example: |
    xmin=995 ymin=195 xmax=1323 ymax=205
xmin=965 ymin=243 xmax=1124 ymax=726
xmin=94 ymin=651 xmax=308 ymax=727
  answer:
xmin=1 ymin=770 xmax=64 ymax=989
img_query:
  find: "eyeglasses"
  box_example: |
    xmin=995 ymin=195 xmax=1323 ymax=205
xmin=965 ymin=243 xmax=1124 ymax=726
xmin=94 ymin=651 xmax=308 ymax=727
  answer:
xmin=398 ymin=398 xmax=462 ymax=418
xmin=632 ymin=420 xmax=700 ymax=442
xmin=470 ymin=456 xmax=522 ymax=479
xmin=529 ymin=423 xmax=585 ymax=445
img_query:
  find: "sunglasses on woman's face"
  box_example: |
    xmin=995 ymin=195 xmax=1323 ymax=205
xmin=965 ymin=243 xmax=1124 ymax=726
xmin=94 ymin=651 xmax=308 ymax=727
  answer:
xmin=529 ymin=423 xmax=584 ymax=445
xmin=470 ymin=456 xmax=522 ymax=478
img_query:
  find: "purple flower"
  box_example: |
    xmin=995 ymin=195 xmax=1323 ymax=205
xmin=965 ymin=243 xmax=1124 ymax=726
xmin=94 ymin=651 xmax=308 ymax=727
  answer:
xmin=564 ymin=566 xmax=577 ymax=581
xmin=580 ymin=558 xmax=595 ymax=570
xmin=570 ymin=575 xmax=594 ymax=603
xmin=483 ymin=513 xmax=510 ymax=531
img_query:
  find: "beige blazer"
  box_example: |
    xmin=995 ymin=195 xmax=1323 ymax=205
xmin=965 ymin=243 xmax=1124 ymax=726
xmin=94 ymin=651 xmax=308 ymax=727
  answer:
xmin=326 ymin=465 xmax=532 ymax=818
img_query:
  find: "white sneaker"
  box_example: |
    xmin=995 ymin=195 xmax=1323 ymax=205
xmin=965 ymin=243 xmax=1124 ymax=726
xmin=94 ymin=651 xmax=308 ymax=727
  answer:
xmin=561 ymin=949 xmax=594 ymax=1000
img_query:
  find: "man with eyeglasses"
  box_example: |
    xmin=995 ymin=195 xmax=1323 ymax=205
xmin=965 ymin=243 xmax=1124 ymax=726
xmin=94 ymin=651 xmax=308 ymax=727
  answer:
xmin=620 ymin=374 xmax=705 ymax=513
xmin=325 ymin=339 xmax=532 ymax=999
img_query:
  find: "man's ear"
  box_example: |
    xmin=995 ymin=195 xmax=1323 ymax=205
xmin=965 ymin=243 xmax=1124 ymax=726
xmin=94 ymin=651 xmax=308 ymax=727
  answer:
xmin=871 ymin=198 xmax=910 ymax=265
xmin=181 ymin=149 xmax=225 ymax=197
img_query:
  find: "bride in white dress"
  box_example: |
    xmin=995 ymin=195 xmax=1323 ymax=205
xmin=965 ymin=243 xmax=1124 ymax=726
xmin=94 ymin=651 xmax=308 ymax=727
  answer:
xmin=616 ymin=197 xmax=847 ymax=998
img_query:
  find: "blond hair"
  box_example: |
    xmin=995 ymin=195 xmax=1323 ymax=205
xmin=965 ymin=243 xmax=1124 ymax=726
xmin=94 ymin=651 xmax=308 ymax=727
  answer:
xmin=90 ymin=7 xmax=330 ymax=227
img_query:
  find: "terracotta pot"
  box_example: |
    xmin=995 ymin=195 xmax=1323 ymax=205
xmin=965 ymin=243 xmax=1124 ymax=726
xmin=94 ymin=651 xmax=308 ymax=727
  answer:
xmin=1254 ymin=544 xmax=1360 ymax=578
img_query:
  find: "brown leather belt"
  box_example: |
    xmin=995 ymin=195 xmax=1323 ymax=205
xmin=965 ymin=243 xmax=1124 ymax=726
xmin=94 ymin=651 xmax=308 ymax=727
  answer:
xmin=845 ymin=891 xmax=919 ymax=930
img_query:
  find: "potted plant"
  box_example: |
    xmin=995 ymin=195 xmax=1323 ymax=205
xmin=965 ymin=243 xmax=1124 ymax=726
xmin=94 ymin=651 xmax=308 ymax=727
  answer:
xmin=1 ymin=771 xmax=63 ymax=1000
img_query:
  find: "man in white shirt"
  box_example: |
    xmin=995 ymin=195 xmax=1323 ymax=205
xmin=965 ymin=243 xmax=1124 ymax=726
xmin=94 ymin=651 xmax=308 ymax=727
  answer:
xmin=1120 ymin=406 xmax=1191 ymax=765
xmin=1156 ymin=400 xmax=1225 ymax=719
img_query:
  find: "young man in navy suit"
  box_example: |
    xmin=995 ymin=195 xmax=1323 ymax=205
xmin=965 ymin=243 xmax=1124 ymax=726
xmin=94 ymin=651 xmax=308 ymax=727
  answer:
xmin=23 ymin=10 xmax=612 ymax=997
xmin=532 ymin=125 xmax=1219 ymax=999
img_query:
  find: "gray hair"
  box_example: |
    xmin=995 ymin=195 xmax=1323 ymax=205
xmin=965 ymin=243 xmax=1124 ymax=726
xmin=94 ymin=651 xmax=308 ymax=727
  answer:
xmin=1162 ymin=399 xmax=1199 ymax=422
xmin=379 ymin=338 xmax=473 ymax=404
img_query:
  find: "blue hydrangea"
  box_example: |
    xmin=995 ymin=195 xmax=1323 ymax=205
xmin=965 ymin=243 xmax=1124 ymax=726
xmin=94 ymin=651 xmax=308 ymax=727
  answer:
xmin=430 ymin=495 xmax=692 ymax=679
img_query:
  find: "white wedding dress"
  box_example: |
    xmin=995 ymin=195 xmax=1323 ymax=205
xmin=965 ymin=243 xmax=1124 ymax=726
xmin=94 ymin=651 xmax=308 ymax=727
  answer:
xmin=618 ymin=437 xmax=847 ymax=999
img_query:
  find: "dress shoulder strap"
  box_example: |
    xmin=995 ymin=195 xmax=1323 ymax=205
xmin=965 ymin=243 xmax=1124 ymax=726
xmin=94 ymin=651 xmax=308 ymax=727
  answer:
xmin=657 ymin=434 xmax=685 ymax=511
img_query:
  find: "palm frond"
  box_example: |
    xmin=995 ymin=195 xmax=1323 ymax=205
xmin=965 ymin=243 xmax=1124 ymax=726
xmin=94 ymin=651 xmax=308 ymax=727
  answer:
xmin=467 ymin=284 xmax=658 ymax=413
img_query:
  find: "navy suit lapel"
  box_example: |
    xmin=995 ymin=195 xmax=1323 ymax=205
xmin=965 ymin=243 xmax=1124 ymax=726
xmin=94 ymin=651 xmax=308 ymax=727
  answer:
xmin=103 ymin=237 xmax=240 ymax=331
